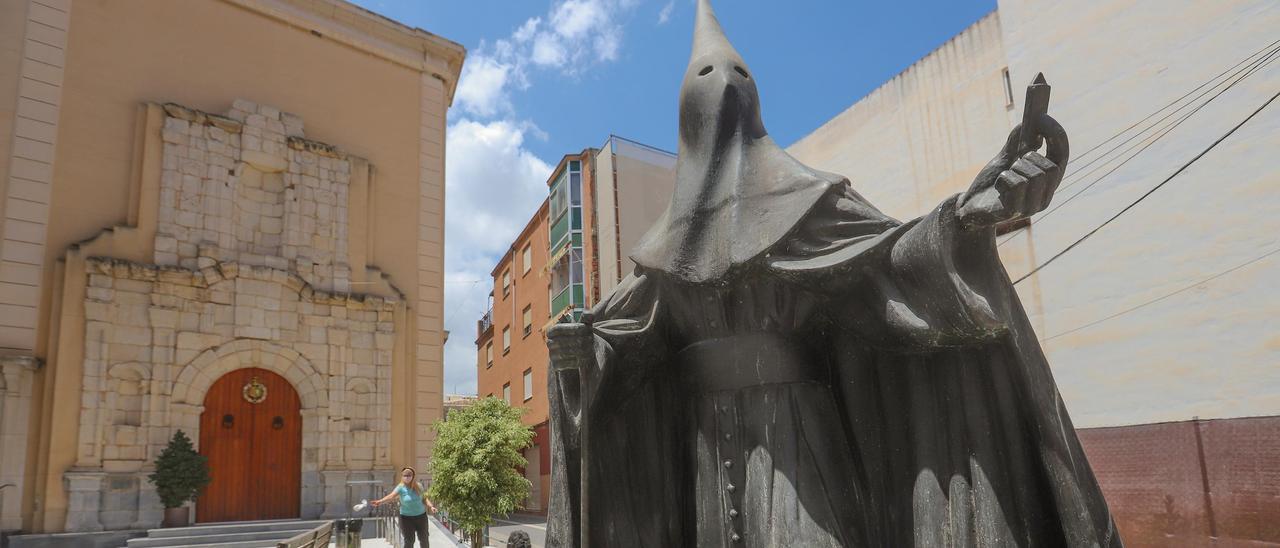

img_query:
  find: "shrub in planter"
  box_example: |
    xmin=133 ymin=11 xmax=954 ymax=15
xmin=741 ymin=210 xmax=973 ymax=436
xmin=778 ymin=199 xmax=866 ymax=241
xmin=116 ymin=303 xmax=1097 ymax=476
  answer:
xmin=147 ymin=430 xmax=211 ymax=527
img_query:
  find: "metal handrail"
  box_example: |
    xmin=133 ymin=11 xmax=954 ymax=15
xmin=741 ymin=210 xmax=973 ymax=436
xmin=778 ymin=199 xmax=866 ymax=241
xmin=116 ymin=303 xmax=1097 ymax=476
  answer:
xmin=368 ymin=500 xmax=404 ymax=548
xmin=437 ymin=511 xmax=528 ymax=548
xmin=346 ymin=478 xmax=405 ymax=547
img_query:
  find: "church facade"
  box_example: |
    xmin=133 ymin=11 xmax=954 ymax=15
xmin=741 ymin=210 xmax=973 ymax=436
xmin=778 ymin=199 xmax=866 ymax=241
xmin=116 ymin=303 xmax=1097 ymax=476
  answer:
xmin=0 ymin=0 xmax=462 ymax=534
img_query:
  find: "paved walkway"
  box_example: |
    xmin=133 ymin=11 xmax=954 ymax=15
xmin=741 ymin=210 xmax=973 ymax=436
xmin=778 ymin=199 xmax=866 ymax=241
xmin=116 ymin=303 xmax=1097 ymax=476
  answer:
xmin=489 ymin=514 xmax=546 ymax=547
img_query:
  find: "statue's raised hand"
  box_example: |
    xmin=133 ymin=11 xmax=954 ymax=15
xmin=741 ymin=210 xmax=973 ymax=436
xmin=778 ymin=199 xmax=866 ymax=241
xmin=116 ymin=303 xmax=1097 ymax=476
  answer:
xmin=958 ymin=114 xmax=1069 ymax=229
xmin=547 ymin=312 xmax=595 ymax=372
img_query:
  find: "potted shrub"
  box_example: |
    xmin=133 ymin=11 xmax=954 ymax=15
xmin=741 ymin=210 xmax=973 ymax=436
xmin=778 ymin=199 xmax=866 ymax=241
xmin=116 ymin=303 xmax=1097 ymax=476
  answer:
xmin=148 ymin=430 xmax=211 ymax=527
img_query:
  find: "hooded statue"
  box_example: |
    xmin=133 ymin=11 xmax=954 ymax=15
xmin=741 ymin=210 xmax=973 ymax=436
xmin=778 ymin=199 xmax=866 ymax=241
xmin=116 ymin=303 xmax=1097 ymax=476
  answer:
xmin=546 ymin=1 xmax=1121 ymax=546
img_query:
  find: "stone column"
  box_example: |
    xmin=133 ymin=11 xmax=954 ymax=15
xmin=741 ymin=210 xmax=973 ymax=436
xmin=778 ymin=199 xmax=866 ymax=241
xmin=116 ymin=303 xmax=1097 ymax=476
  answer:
xmin=0 ymin=355 xmax=39 ymax=532
xmin=63 ymin=471 xmax=105 ymax=532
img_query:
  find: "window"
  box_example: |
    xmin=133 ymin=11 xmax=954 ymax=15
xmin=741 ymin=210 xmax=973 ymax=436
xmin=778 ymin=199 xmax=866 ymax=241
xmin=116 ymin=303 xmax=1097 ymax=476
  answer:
xmin=549 ymin=171 xmax=569 ymax=221
xmin=503 ymin=383 xmax=511 ymax=404
xmin=522 ymin=244 xmax=532 ymax=274
xmin=1001 ymin=67 xmax=1014 ymax=109
xmin=523 ymin=368 xmax=533 ymax=401
xmin=502 ymin=327 xmax=511 ymax=353
xmin=485 ymin=343 xmax=493 ymax=367
xmin=502 ymin=270 xmax=511 ymax=297
xmin=522 ymin=305 xmax=533 ymax=337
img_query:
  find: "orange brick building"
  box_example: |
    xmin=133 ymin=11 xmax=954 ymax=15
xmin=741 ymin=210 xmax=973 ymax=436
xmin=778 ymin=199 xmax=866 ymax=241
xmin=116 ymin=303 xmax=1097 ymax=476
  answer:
xmin=476 ymin=138 xmax=675 ymax=512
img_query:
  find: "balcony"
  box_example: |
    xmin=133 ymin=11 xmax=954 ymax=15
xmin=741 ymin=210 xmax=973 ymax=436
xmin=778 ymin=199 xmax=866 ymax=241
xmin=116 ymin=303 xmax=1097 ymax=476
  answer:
xmin=550 ymin=284 xmax=585 ymax=318
xmin=549 ymin=212 xmax=570 ymax=251
xmin=477 ymin=309 xmax=493 ymax=339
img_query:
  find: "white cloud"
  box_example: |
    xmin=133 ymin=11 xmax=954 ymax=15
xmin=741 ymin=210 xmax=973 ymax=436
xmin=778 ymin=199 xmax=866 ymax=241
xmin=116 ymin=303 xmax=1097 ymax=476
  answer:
xmin=551 ymin=0 xmax=606 ymax=40
xmin=455 ymin=56 xmax=515 ymax=118
xmin=441 ymin=119 xmax=553 ymax=395
xmin=442 ymin=0 xmax=641 ymax=393
xmin=658 ymin=0 xmax=675 ymax=25
xmin=531 ymin=33 xmax=568 ymax=67
xmin=454 ymin=0 xmax=638 ymax=118
xmin=512 ymin=17 xmax=541 ymax=43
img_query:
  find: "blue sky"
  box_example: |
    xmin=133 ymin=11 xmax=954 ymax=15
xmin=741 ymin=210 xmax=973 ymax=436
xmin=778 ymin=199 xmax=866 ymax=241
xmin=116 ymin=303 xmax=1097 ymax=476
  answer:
xmin=350 ymin=0 xmax=995 ymax=395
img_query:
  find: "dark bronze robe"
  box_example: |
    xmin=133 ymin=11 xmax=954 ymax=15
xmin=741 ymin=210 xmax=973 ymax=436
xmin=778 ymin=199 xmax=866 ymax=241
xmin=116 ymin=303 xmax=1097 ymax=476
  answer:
xmin=547 ymin=184 xmax=1120 ymax=547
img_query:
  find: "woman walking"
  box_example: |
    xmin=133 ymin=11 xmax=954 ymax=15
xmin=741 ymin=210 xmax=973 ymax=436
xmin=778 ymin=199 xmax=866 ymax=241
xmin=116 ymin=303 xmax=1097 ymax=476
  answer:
xmin=372 ymin=467 xmax=437 ymax=548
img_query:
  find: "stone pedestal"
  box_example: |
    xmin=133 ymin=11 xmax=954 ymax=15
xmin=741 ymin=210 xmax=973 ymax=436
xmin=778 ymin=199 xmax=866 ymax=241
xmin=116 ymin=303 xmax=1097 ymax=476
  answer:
xmin=63 ymin=471 xmax=105 ymax=532
xmin=131 ymin=479 xmax=163 ymax=530
xmin=320 ymin=470 xmax=350 ymax=519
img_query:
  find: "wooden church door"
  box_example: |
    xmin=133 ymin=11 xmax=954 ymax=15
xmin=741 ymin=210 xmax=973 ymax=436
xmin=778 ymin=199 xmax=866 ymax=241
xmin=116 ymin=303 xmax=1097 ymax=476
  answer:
xmin=197 ymin=368 xmax=302 ymax=522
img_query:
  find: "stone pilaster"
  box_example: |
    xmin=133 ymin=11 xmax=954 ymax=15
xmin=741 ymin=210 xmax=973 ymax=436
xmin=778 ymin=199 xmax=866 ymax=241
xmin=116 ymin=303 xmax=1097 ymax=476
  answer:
xmin=0 ymin=355 xmax=40 ymax=531
xmin=0 ymin=0 xmax=71 ymax=351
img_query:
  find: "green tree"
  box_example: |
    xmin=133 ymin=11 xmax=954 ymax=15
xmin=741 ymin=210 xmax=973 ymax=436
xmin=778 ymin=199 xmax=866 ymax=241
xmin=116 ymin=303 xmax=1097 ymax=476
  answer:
xmin=148 ymin=430 xmax=211 ymax=509
xmin=429 ymin=397 xmax=534 ymax=546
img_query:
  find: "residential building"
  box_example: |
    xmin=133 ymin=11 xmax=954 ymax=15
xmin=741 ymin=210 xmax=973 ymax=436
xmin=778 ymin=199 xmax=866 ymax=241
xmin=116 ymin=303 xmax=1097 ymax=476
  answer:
xmin=0 ymin=0 xmax=463 ymax=536
xmin=477 ymin=198 xmax=551 ymax=512
xmin=787 ymin=0 xmax=1278 ymax=544
xmin=442 ymin=394 xmax=479 ymax=421
xmin=476 ymin=136 xmax=675 ymax=513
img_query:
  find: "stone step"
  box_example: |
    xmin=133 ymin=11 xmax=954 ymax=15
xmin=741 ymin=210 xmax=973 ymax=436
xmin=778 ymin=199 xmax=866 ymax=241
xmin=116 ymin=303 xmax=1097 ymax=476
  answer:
xmin=143 ymin=519 xmax=330 ymax=538
xmin=125 ymin=528 xmax=314 ymax=547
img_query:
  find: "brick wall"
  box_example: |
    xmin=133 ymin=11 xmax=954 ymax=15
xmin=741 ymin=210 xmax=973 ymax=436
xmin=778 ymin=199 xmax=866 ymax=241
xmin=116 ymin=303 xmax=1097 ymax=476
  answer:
xmin=1078 ymin=415 xmax=1280 ymax=546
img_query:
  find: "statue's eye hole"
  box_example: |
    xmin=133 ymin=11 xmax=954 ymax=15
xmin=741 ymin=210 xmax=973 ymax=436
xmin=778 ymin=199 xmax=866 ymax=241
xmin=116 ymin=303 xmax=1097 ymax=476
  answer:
xmin=734 ymin=66 xmax=750 ymax=79
xmin=698 ymin=65 xmax=714 ymax=76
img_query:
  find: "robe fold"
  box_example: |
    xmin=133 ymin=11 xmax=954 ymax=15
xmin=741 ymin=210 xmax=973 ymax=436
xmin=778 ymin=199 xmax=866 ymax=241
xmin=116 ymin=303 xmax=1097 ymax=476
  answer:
xmin=547 ymin=182 xmax=1120 ymax=547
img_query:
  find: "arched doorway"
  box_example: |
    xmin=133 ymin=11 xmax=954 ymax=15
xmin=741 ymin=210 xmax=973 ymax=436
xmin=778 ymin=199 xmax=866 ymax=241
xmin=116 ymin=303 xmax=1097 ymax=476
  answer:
xmin=197 ymin=368 xmax=301 ymax=522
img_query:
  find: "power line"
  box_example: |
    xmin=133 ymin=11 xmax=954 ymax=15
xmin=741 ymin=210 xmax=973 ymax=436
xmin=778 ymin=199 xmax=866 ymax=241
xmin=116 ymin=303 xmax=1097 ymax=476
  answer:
xmin=1055 ymin=44 xmax=1280 ymax=196
xmin=1012 ymin=89 xmax=1280 ymax=285
xmin=998 ymin=41 xmax=1280 ymax=247
xmin=1061 ymin=37 xmax=1280 ymax=169
xmin=1005 ymin=45 xmax=1280 ymax=241
xmin=441 ymin=279 xmax=485 ymax=327
xmin=1041 ymin=247 xmax=1280 ymax=342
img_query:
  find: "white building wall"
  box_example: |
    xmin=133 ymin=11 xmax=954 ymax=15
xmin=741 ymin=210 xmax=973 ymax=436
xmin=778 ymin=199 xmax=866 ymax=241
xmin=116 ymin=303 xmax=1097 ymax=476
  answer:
xmin=996 ymin=0 xmax=1280 ymax=428
xmin=787 ymin=12 xmax=1012 ymax=222
xmin=612 ymin=138 xmax=676 ymax=281
xmin=788 ymin=0 xmax=1280 ymax=429
xmin=594 ymin=139 xmax=619 ymax=296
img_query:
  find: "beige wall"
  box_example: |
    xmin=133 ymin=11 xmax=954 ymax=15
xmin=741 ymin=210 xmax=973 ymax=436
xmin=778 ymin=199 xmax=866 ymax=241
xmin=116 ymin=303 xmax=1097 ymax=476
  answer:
xmin=594 ymin=137 xmax=677 ymax=296
xmin=595 ymin=142 xmax=618 ymax=293
xmin=995 ymin=0 xmax=1280 ymax=428
xmin=611 ymin=138 xmax=677 ymax=286
xmin=0 ymin=0 xmax=462 ymax=533
xmin=787 ymin=12 xmax=1011 ymax=222
xmin=788 ymin=1 xmax=1280 ymax=429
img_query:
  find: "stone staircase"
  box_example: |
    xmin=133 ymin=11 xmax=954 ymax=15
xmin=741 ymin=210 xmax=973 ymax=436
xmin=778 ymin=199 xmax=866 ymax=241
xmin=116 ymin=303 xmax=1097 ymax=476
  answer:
xmin=121 ymin=519 xmax=332 ymax=548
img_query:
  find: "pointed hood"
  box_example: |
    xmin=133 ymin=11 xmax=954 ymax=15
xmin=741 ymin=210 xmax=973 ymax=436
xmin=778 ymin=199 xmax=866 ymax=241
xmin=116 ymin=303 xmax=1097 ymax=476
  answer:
xmin=630 ymin=0 xmax=843 ymax=284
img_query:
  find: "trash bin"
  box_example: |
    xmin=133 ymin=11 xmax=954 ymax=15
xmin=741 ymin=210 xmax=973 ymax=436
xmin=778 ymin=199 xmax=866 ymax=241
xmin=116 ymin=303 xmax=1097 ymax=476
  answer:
xmin=333 ymin=519 xmax=349 ymax=548
xmin=345 ymin=517 xmax=364 ymax=545
xmin=333 ymin=518 xmax=365 ymax=548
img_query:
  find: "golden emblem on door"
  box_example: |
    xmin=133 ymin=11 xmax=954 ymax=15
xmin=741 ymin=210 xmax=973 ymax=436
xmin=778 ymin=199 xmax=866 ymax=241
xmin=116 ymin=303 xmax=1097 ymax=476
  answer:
xmin=242 ymin=377 xmax=268 ymax=403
